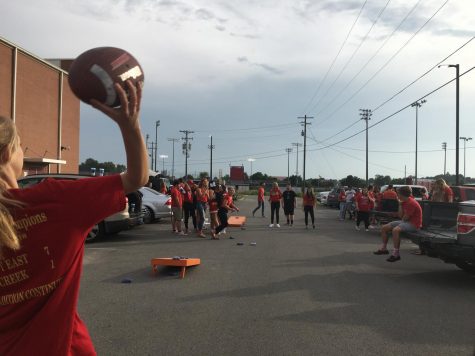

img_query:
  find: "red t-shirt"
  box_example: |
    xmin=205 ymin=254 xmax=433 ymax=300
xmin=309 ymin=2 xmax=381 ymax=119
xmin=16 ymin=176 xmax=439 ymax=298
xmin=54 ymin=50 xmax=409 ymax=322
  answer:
xmin=257 ymin=187 xmax=265 ymax=202
xmin=303 ymin=194 xmax=315 ymax=207
xmin=0 ymin=175 xmax=125 ymax=356
xmin=402 ymin=196 xmax=422 ymax=229
xmin=356 ymin=194 xmax=372 ymax=212
xmin=170 ymin=186 xmax=183 ymax=208
xmin=382 ymin=190 xmax=398 ymax=200
xmin=338 ymin=191 xmax=346 ymax=202
xmin=444 ymin=186 xmax=454 ymax=201
xmin=269 ymin=188 xmax=282 ymax=202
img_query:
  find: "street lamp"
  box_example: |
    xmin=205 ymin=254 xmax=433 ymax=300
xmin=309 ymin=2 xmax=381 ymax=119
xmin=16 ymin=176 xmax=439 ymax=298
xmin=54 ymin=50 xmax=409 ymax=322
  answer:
xmin=159 ymin=155 xmax=168 ymax=174
xmin=360 ymin=109 xmax=372 ymax=184
xmin=247 ymin=158 xmax=256 ymax=183
xmin=411 ymin=99 xmax=426 ymax=185
xmin=442 ymin=142 xmax=447 ymax=176
xmin=460 ymin=137 xmax=472 ymax=181
xmin=154 ymin=120 xmax=160 ymax=172
xmin=438 ymin=64 xmax=460 ymax=185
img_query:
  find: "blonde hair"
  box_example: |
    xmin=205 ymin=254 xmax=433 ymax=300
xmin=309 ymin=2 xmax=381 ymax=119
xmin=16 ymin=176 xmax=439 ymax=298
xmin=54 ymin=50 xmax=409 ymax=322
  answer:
xmin=431 ymin=178 xmax=449 ymax=202
xmin=0 ymin=116 xmax=22 ymax=254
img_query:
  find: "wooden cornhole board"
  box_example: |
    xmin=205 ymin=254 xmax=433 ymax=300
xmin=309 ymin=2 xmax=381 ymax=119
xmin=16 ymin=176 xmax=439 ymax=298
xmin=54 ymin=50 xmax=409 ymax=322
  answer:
xmin=151 ymin=258 xmax=200 ymax=279
xmin=227 ymin=216 xmax=246 ymax=227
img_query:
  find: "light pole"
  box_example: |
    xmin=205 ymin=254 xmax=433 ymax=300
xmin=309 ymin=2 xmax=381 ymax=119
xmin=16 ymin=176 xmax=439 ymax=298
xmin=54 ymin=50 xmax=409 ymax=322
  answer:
xmin=442 ymin=142 xmax=447 ymax=176
xmin=159 ymin=155 xmax=168 ymax=174
xmin=439 ymin=64 xmax=460 ymax=185
xmin=460 ymin=137 xmax=472 ymax=181
xmin=285 ymin=148 xmax=292 ymax=182
xmin=154 ymin=120 xmax=160 ymax=172
xmin=167 ymin=138 xmax=179 ymax=179
xmin=411 ymin=99 xmax=426 ymax=184
xmin=208 ymin=135 xmax=215 ymax=179
xmin=247 ymin=158 xmax=255 ymax=183
xmin=359 ymin=109 xmax=372 ymax=184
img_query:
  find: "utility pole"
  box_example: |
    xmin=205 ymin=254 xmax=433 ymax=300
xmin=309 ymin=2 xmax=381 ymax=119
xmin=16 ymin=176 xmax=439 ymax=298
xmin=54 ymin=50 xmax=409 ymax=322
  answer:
xmin=154 ymin=120 xmax=160 ymax=172
xmin=460 ymin=137 xmax=472 ymax=181
xmin=167 ymin=138 xmax=179 ymax=178
xmin=411 ymin=99 xmax=426 ymax=184
xmin=442 ymin=142 xmax=447 ymax=176
xmin=298 ymin=115 xmax=314 ymax=192
xmin=292 ymin=142 xmax=302 ymax=187
xmin=180 ymin=130 xmax=194 ymax=178
xmin=208 ymin=135 xmax=215 ymax=179
xmin=149 ymin=142 xmax=155 ymax=170
xmin=285 ymin=148 xmax=292 ymax=182
xmin=359 ymin=109 xmax=372 ymax=184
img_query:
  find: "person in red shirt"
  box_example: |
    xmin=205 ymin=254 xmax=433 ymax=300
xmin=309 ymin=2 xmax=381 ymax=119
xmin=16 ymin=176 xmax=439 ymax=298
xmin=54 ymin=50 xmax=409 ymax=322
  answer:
xmin=195 ymin=179 xmax=209 ymax=238
xmin=374 ymin=186 xmax=422 ymax=262
xmin=355 ymin=188 xmax=372 ymax=231
xmin=252 ymin=182 xmax=265 ymax=217
xmin=382 ymin=184 xmax=398 ymax=200
xmin=208 ymin=182 xmax=219 ymax=238
xmin=338 ymin=188 xmax=346 ymax=221
xmin=430 ymin=178 xmax=454 ymax=202
xmin=0 ymin=80 xmax=148 ymax=355
xmin=303 ymin=187 xmax=316 ymax=229
xmin=182 ymin=182 xmax=196 ymax=235
xmin=171 ymin=180 xmax=184 ymax=235
xmin=268 ymin=182 xmax=283 ymax=227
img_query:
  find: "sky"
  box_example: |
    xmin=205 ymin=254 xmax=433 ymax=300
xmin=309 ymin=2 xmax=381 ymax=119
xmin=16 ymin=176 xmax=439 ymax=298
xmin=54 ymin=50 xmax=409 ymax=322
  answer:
xmin=2 ymin=0 xmax=475 ymax=181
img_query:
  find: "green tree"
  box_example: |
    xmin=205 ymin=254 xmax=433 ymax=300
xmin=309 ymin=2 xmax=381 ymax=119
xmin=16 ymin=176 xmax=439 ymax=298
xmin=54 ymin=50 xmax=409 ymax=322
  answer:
xmin=373 ymin=174 xmax=391 ymax=187
xmin=340 ymin=175 xmax=364 ymax=188
xmin=199 ymin=171 xmax=208 ymax=179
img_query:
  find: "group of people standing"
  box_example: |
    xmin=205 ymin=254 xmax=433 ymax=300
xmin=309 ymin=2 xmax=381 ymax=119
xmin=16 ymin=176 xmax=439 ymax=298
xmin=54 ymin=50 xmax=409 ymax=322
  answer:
xmin=252 ymin=182 xmax=317 ymax=229
xmin=169 ymin=178 xmax=239 ymax=239
xmin=337 ymin=178 xmax=454 ymax=262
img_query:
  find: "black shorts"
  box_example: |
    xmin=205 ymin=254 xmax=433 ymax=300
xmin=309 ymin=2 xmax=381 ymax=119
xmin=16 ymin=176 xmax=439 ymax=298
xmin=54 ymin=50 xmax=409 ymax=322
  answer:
xmin=284 ymin=205 xmax=294 ymax=215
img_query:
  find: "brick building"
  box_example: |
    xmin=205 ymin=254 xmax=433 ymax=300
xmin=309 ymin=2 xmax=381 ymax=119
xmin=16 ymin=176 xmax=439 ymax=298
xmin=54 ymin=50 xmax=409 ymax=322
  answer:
xmin=0 ymin=36 xmax=79 ymax=175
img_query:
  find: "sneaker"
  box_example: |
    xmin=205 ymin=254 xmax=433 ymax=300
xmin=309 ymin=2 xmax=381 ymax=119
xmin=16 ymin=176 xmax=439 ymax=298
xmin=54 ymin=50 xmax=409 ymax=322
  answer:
xmin=262 ymin=215 xmax=266 ymax=218
xmin=178 ymin=231 xmax=185 ymax=236
xmin=276 ymin=224 xmax=281 ymax=228
xmin=269 ymin=224 xmax=274 ymax=228
xmin=365 ymin=229 xmax=369 ymax=232
xmin=387 ymin=255 xmax=401 ymax=262
xmin=355 ymin=226 xmax=360 ymax=231
xmin=373 ymin=249 xmax=389 ymax=255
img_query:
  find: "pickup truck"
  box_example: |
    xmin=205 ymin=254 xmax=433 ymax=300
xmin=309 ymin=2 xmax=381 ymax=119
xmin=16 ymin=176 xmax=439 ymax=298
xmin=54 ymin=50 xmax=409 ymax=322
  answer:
xmin=404 ymin=200 xmax=475 ymax=274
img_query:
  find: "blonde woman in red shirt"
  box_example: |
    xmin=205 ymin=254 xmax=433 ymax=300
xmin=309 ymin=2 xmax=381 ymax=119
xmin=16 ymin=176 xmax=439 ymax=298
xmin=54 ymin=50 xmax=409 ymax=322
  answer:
xmin=268 ymin=182 xmax=283 ymax=227
xmin=303 ymin=187 xmax=316 ymax=229
xmin=0 ymin=80 xmax=148 ymax=355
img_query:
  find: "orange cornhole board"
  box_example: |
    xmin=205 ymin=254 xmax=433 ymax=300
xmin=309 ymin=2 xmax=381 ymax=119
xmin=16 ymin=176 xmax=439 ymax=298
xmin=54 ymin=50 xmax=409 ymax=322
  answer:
xmin=228 ymin=216 xmax=246 ymax=227
xmin=151 ymin=258 xmax=200 ymax=279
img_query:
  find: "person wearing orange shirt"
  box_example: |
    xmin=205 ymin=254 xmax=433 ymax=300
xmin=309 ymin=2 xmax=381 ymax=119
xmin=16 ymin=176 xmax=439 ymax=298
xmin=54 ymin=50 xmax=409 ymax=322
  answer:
xmin=252 ymin=182 xmax=266 ymax=217
xmin=303 ymin=187 xmax=316 ymax=229
xmin=382 ymin=184 xmax=398 ymax=200
xmin=268 ymin=182 xmax=282 ymax=228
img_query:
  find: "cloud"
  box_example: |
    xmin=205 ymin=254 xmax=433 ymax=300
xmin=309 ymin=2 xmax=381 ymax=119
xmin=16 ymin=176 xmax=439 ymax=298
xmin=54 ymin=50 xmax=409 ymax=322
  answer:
xmin=215 ymin=25 xmax=226 ymax=32
xmin=229 ymin=32 xmax=259 ymax=39
xmin=431 ymin=28 xmax=475 ymax=38
xmin=237 ymin=56 xmax=283 ymax=75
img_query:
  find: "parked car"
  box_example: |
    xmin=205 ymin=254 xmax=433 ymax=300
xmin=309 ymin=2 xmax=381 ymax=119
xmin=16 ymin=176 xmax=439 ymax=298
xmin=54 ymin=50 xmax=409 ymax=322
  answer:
xmin=451 ymin=186 xmax=475 ymax=202
xmin=326 ymin=188 xmax=341 ymax=208
xmin=17 ymin=174 xmax=131 ymax=242
xmin=317 ymin=191 xmax=330 ymax=205
xmin=380 ymin=184 xmax=428 ymax=201
xmin=139 ymin=187 xmax=172 ymax=223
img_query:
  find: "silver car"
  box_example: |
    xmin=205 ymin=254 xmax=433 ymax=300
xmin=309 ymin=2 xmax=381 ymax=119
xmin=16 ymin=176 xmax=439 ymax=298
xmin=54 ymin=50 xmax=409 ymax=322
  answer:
xmin=139 ymin=187 xmax=172 ymax=223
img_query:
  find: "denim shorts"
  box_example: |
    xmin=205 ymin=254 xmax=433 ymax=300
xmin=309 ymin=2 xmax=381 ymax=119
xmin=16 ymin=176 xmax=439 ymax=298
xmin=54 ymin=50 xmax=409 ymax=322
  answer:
xmin=389 ymin=220 xmax=418 ymax=232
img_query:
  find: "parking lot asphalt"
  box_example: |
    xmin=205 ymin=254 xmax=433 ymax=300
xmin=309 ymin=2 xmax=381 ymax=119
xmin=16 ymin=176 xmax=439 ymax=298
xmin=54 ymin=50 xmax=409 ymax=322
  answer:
xmin=79 ymin=196 xmax=475 ymax=356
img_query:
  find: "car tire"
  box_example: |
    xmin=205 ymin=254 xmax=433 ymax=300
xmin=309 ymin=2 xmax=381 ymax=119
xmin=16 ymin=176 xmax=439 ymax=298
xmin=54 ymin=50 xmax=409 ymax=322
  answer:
xmin=143 ymin=206 xmax=154 ymax=224
xmin=455 ymin=261 xmax=475 ymax=274
xmin=86 ymin=222 xmax=103 ymax=243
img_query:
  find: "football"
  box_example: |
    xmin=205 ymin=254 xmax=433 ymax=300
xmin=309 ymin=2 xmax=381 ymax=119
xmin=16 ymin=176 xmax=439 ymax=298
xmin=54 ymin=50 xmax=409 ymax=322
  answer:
xmin=68 ymin=47 xmax=144 ymax=107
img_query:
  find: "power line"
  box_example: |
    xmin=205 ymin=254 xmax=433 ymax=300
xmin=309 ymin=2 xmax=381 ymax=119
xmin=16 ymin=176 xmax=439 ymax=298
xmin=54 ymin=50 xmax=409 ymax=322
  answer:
xmin=314 ymin=0 xmax=423 ymax=122
xmin=302 ymin=0 xmax=368 ymax=114
xmin=310 ymin=0 xmax=391 ymax=113
xmin=316 ymin=35 xmax=474 ymax=144
xmin=315 ymin=0 xmax=448 ymax=127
